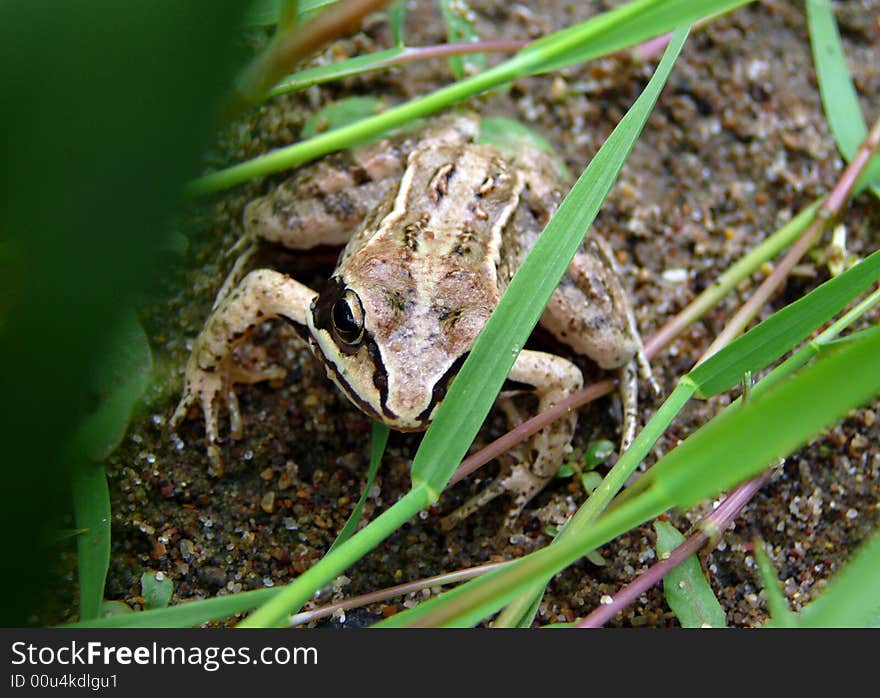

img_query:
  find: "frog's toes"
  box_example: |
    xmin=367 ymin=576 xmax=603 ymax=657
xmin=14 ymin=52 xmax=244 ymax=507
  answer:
xmin=170 ymin=366 xmax=230 ymax=476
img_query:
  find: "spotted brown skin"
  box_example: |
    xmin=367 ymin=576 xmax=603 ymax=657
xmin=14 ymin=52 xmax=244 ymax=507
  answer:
xmin=172 ymin=113 xmax=653 ymax=527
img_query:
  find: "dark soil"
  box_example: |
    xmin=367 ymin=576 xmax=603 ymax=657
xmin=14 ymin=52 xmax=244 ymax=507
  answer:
xmin=54 ymin=0 xmax=880 ymax=627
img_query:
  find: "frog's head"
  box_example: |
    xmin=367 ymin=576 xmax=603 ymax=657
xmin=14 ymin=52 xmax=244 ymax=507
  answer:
xmin=306 ymin=271 xmax=488 ymax=432
xmin=306 ymin=143 xmax=520 ymax=431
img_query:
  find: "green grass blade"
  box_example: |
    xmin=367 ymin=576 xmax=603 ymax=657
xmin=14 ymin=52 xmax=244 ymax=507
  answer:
xmin=71 ymin=463 xmax=111 ymax=622
xmin=190 ymin=0 xmax=753 ymax=194
xmin=377 ymin=489 xmax=666 ymax=627
xmin=654 ymin=521 xmax=726 ymax=628
xmin=64 ymin=587 xmax=278 ymax=628
xmin=753 ymin=539 xmax=796 ymax=627
xmin=268 ymin=48 xmax=406 ymax=96
xmin=240 ymin=486 xmax=434 ymax=627
xmin=522 ymin=0 xmax=751 ymax=73
xmin=328 ymin=422 xmax=389 ymax=553
xmin=689 ymin=249 xmax=880 ymax=398
xmin=495 ymin=381 xmax=696 ymax=627
xmin=499 ymin=232 xmax=880 ymax=627
xmin=807 ymin=0 xmax=880 ymax=198
xmin=746 ymin=286 xmax=880 ymax=399
xmin=440 ymin=0 xmax=485 ymax=79
xmin=388 ymin=0 xmax=407 ymax=47
xmin=638 ymin=323 xmax=880 ymax=509
xmin=379 ymin=323 xmax=880 ymax=627
xmin=74 ymin=311 xmax=153 ymax=461
xmin=410 ymin=25 xmax=690 ymax=493
xmin=796 ymin=527 xmax=880 ymax=627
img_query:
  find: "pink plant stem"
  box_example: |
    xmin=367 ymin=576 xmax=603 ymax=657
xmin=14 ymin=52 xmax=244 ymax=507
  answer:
xmin=288 ymin=561 xmax=506 ymax=626
xmin=576 ymin=470 xmax=772 ymax=628
xmin=699 ymin=115 xmax=880 ymax=363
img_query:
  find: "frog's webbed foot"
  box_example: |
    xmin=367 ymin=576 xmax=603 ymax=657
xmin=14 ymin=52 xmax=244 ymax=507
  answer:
xmin=171 ymin=268 xmax=315 ymax=474
xmin=441 ymin=350 xmax=582 ymax=532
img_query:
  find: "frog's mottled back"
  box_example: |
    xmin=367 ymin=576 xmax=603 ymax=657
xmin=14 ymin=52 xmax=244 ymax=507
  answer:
xmin=307 ymin=143 xmax=524 ymax=430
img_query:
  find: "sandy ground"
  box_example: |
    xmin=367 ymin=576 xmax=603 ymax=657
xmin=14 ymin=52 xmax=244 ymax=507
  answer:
xmin=53 ymin=0 xmax=880 ymax=627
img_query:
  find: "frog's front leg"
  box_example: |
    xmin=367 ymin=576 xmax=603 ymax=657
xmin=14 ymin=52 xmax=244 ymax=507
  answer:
xmin=441 ymin=349 xmax=583 ymax=531
xmin=171 ymin=269 xmax=316 ymax=473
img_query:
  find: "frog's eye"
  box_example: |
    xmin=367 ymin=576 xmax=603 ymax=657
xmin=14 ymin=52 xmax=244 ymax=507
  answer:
xmin=331 ymin=289 xmax=365 ymax=348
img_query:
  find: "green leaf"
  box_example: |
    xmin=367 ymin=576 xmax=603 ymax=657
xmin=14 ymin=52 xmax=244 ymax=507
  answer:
xmin=66 ymin=588 xmax=278 ymax=628
xmin=753 ymin=539 xmax=796 ymax=627
xmin=689 ymin=249 xmax=880 ymax=398
xmin=101 ymin=601 xmax=134 ymax=617
xmin=440 ymin=0 xmax=486 ymax=79
xmin=191 ymin=0 xmax=753 ymax=195
xmin=300 ymin=96 xmax=386 ymax=139
xmin=409 ymin=25 xmax=690 ymax=495
xmin=379 ymin=323 xmax=880 ymax=627
xmin=243 ymin=0 xmax=337 ymax=27
xmin=654 ymin=521 xmax=726 ymax=628
xmin=522 ymin=0 xmax=752 ymax=73
xmin=796 ymin=527 xmax=880 ymax=628
xmin=584 ymin=440 xmax=615 ymax=468
xmin=75 ymin=310 xmax=154 ymax=461
xmin=72 ymin=463 xmax=111 ymax=622
xmin=639 ymin=323 xmax=880 ymax=510
xmin=270 ymin=48 xmax=407 ymax=96
xmin=328 ymin=422 xmax=389 ymax=553
xmin=478 ymin=117 xmax=570 ymax=179
xmin=140 ymin=572 xmax=174 ymax=610
xmin=389 ymin=0 xmax=407 ymax=47
xmin=807 ymin=0 xmax=880 ymax=198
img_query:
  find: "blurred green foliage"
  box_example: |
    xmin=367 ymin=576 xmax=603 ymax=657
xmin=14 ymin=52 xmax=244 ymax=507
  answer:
xmin=0 ymin=1 xmax=247 ymax=625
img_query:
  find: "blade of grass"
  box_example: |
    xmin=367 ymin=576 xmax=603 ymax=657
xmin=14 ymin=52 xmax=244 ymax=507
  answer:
xmin=497 ymin=245 xmax=880 ymax=627
xmin=379 ymin=323 xmax=880 ymax=627
xmin=327 ymin=422 xmax=389 ymax=553
xmin=577 ymin=469 xmax=771 ymax=628
xmin=654 ymin=520 xmax=726 ymax=628
xmin=388 ymin=0 xmax=406 ymax=47
xmin=71 ymin=462 xmax=111 ymax=622
xmin=753 ymin=539 xmax=797 ymax=627
xmin=410 ymin=25 xmax=691 ymax=495
xmin=190 ymin=0 xmax=754 ymax=195
xmin=523 ymin=0 xmax=749 ymax=73
xmin=236 ymin=21 xmax=690 ymax=629
xmin=807 ymin=0 xmax=880 ymax=198
xmin=634 ymin=324 xmax=880 ymax=510
xmin=689 ymin=248 xmax=880 ymax=397
xmin=268 ymin=41 xmax=528 ymax=97
xmin=794 ymin=527 xmax=880 ymax=628
xmin=63 ymin=587 xmax=278 ymax=628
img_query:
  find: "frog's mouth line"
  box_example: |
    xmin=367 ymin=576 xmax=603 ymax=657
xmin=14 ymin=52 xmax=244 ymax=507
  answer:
xmin=304 ymin=328 xmax=469 ymax=434
xmin=304 ymin=276 xmax=473 ymax=432
xmin=307 ymin=333 xmax=424 ymax=432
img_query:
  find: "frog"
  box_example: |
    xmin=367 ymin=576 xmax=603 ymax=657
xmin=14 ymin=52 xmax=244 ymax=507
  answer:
xmin=171 ymin=112 xmax=654 ymax=529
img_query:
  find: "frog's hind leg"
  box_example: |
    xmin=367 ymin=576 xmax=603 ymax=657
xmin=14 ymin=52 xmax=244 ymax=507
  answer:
xmin=540 ymin=235 xmax=656 ymax=454
xmin=441 ymin=350 xmax=582 ymax=532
